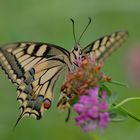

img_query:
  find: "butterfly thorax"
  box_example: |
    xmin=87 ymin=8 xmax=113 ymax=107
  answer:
xmin=70 ymin=44 xmax=82 ymax=68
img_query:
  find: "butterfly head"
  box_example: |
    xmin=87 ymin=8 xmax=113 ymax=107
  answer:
xmin=74 ymin=43 xmax=82 ymax=56
xmin=70 ymin=18 xmax=91 ymax=67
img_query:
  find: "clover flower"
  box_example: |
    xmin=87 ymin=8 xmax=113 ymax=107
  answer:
xmin=73 ymin=87 xmax=110 ymax=132
xmin=59 ymin=51 xmax=140 ymax=133
xmin=61 ymin=56 xmax=111 ymax=97
xmin=60 ymin=55 xmax=111 ymax=131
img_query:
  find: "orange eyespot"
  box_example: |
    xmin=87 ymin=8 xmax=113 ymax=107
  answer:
xmin=44 ymin=99 xmax=51 ymax=109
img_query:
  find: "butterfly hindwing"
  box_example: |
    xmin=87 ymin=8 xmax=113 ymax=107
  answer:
xmin=83 ymin=31 xmax=128 ymax=62
xmin=15 ymin=59 xmax=66 ymax=124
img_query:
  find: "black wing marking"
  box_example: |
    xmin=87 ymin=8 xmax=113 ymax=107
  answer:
xmin=0 ymin=42 xmax=70 ymax=125
xmin=0 ymin=42 xmax=70 ymax=85
xmin=15 ymin=58 xmax=67 ymax=126
xmin=83 ymin=31 xmax=128 ymax=62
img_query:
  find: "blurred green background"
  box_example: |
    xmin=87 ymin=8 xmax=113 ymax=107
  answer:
xmin=0 ymin=0 xmax=140 ymax=140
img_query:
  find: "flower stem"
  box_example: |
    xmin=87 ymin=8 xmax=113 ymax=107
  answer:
xmin=114 ymin=97 xmax=140 ymax=108
xmin=118 ymin=106 xmax=140 ymax=122
xmin=109 ymin=80 xmax=128 ymax=87
xmin=112 ymin=97 xmax=140 ymax=122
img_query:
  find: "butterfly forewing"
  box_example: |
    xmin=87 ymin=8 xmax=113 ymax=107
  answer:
xmin=0 ymin=42 xmax=70 ymax=85
xmin=83 ymin=31 xmax=128 ymax=62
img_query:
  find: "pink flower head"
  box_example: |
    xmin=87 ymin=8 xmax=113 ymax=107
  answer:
xmin=73 ymin=87 xmax=110 ymax=132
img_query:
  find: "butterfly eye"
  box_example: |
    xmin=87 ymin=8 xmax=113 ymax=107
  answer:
xmin=74 ymin=46 xmax=78 ymax=51
xmin=79 ymin=50 xmax=82 ymax=55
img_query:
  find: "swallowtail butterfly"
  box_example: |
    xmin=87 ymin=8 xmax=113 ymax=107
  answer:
xmin=0 ymin=18 xmax=128 ymax=126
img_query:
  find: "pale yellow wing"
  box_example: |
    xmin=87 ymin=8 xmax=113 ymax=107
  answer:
xmin=83 ymin=31 xmax=128 ymax=62
xmin=15 ymin=59 xmax=66 ymax=125
xmin=0 ymin=42 xmax=70 ymax=124
xmin=0 ymin=42 xmax=70 ymax=85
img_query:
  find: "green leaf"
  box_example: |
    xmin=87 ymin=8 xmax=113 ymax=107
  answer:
xmin=69 ymin=96 xmax=79 ymax=106
xmin=99 ymin=84 xmax=115 ymax=106
xmin=109 ymin=108 xmax=128 ymax=122
xmin=108 ymin=92 xmax=118 ymax=105
xmin=100 ymin=84 xmax=112 ymax=96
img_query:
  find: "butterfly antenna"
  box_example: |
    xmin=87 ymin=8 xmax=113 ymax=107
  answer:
xmin=70 ymin=18 xmax=77 ymax=44
xmin=78 ymin=17 xmax=91 ymax=43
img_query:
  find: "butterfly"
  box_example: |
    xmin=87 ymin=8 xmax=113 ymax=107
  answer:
xmin=0 ymin=18 xmax=128 ymax=126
